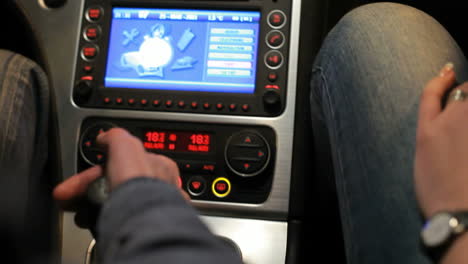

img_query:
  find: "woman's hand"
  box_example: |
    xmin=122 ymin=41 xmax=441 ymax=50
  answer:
xmin=415 ymin=63 xmax=468 ymax=218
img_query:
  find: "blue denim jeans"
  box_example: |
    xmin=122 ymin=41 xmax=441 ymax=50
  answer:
xmin=0 ymin=50 xmax=50 ymax=262
xmin=311 ymin=3 xmax=468 ymax=264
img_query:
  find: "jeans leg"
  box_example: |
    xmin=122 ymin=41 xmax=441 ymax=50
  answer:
xmin=311 ymin=3 xmax=468 ymax=264
xmin=0 ymin=50 xmax=50 ymax=262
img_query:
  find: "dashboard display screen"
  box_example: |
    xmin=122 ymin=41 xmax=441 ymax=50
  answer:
xmin=105 ymin=7 xmax=261 ymax=93
xmin=142 ymin=129 xmax=212 ymax=153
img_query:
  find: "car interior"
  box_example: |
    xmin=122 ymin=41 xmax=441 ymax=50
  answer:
xmin=1 ymin=0 xmax=467 ymax=263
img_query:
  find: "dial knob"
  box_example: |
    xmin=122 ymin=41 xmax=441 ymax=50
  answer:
xmin=74 ymin=80 xmax=93 ymax=104
xmin=43 ymin=0 xmax=67 ymax=8
xmin=79 ymin=122 xmax=116 ymax=166
xmin=263 ymin=90 xmax=281 ymax=113
xmin=225 ymin=131 xmax=271 ymax=177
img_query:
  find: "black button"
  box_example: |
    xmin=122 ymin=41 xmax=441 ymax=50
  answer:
xmin=187 ymin=177 xmax=206 ymax=196
xmin=82 ymin=45 xmax=99 ymax=60
xmin=84 ymin=26 xmax=101 ymax=41
xmin=229 ymin=104 xmax=237 ymax=111
xmin=83 ymin=65 xmax=93 ymax=73
xmin=268 ymin=72 xmax=278 ymax=82
xmin=87 ymin=6 xmax=103 ymax=22
xmin=266 ymin=31 xmax=285 ymax=48
xmin=265 ymin=51 xmax=283 ymax=69
xmin=268 ymin=10 xmax=286 ymax=28
xmin=212 ymin=178 xmax=231 ymax=198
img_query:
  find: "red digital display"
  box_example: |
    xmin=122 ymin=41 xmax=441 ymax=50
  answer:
xmin=142 ymin=129 xmax=212 ymax=153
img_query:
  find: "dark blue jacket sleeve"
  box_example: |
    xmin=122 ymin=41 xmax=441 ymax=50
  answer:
xmin=97 ymin=177 xmax=242 ymax=264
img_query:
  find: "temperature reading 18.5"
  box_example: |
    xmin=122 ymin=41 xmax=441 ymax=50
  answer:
xmin=145 ymin=132 xmax=166 ymax=143
xmin=190 ymin=134 xmax=210 ymax=145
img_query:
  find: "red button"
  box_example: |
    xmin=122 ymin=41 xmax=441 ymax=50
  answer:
xmin=116 ymin=97 xmax=123 ymax=104
xmin=187 ymin=177 xmax=206 ymax=196
xmin=82 ymin=46 xmax=98 ymax=60
xmin=87 ymin=7 xmax=103 ymax=21
xmin=178 ymin=101 xmax=185 ymax=108
xmin=212 ymin=178 xmax=231 ymax=198
xmin=165 ymin=100 xmax=173 ymax=107
xmin=191 ymin=102 xmax=198 ymax=109
xmin=203 ymin=103 xmax=211 ymax=109
xmin=141 ymin=99 xmax=148 ymax=106
xmin=216 ymin=103 xmax=224 ymax=110
xmin=83 ymin=65 xmax=93 ymax=73
xmin=265 ymin=84 xmax=280 ymax=90
xmin=241 ymin=104 xmax=249 ymax=112
xmin=266 ymin=31 xmax=284 ymax=48
xmin=268 ymin=11 xmax=286 ymax=28
xmin=81 ymin=76 xmax=94 ymax=81
xmin=229 ymin=104 xmax=237 ymax=111
xmin=265 ymin=51 xmax=283 ymax=68
xmin=103 ymin=97 xmax=111 ymax=104
xmin=268 ymin=72 xmax=278 ymax=82
xmin=128 ymin=98 xmax=135 ymax=105
xmin=85 ymin=26 xmax=100 ymax=41
xmin=153 ymin=99 xmax=161 ymax=106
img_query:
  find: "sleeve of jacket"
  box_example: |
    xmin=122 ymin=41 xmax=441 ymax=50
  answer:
xmin=96 ymin=177 xmax=242 ymax=264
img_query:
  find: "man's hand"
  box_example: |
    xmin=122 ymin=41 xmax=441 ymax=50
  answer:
xmin=414 ymin=63 xmax=468 ymax=218
xmin=53 ymin=128 xmax=189 ymax=207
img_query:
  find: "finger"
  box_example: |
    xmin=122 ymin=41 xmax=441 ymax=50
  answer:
xmin=53 ymin=165 xmax=103 ymax=202
xmin=97 ymin=128 xmax=152 ymax=188
xmin=418 ymin=63 xmax=456 ymax=126
xmin=180 ymin=190 xmax=191 ymax=201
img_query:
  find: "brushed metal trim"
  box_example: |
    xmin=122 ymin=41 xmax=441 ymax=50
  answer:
xmin=61 ymin=212 xmax=288 ymax=264
xmin=201 ymin=215 xmax=288 ymax=264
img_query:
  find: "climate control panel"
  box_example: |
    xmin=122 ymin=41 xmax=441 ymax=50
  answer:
xmin=78 ymin=118 xmax=276 ymax=204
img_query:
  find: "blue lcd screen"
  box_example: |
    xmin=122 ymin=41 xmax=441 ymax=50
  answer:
xmin=104 ymin=8 xmax=261 ymax=93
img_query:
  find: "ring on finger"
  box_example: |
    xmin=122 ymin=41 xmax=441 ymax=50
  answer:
xmin=447 ymin=89 xmax=468 ymax=104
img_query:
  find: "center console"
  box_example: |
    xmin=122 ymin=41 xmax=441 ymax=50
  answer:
xmin=15 ymin=0 xmax=303 ymax=263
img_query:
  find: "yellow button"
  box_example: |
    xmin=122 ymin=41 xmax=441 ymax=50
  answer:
xmin=212 ymin=177 xmax=231 ymax=198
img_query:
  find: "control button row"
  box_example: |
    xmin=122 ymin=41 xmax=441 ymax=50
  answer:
xmin=186 ymin=177 xmax=232 ymax=198
xmin=100 ymin=97 xmax=251 ymax=112
xmin=177 ymin=161 xmax=216 ymax=174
